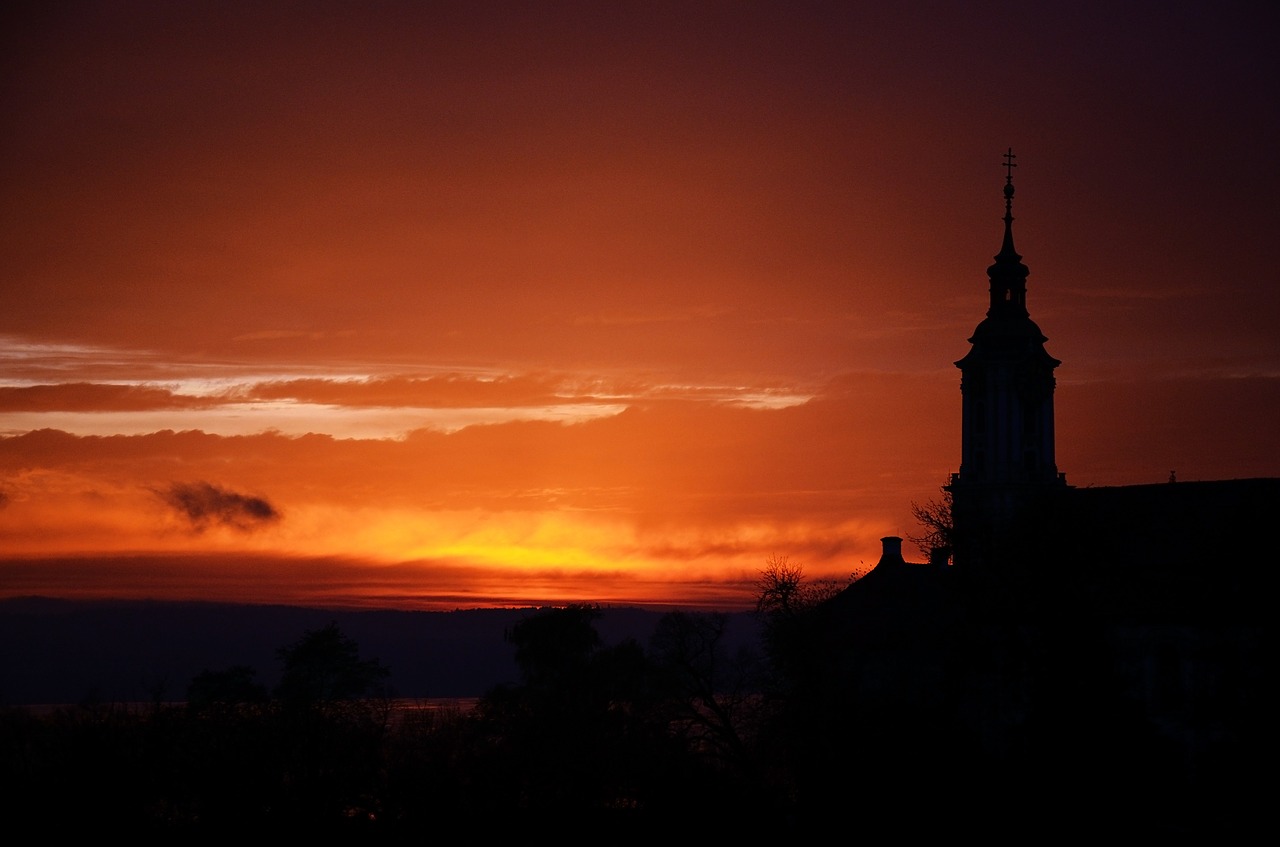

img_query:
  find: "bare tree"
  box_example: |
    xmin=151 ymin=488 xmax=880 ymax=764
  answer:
xmin=649 ymin=611 xmax=762 ymax=765
xmin=908 ymin=486 xmax=954 ymax=564
xmin=753 ymin=555 xmax=846 ymax=697
xmin=755 ymin=554 xmax=805 ymax=618
xmin=755 ymin=555 xmax=844 ymax=619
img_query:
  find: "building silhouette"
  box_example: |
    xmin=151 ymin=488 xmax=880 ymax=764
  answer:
xmin=818 ymin=151 xmax=1274 ymax=834
xmin=947 ymin=148 xmax=1068 ymax=570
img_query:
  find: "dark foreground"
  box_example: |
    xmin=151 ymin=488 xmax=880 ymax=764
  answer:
xmin=1 ymin=601 xmax=1264 ymax=838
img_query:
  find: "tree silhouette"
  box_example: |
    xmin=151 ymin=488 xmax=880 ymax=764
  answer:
xmin=754 ymin=555 xmax=843 ymax=693
xmin=649 ymin=611 xmax=761 ymax=766
xmin=274 ymin=621 xmax=390 ymax=708
xmin=907 ymin=485 xmax=954 ymax=564
xmin=505 ymin=603 xmax=602 ymax=690
xmin=472 ymin=604 xmax=734 ymax=826
xmin=185 ymin=664 xmax=268 ymax=712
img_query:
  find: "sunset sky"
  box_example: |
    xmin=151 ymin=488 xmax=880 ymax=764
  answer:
xmin=2 ymin=1 xmax=1277 ymax=611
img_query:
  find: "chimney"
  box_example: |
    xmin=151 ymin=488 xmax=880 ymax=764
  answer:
xmin=877 ymin=536 xmax=907 ymax=568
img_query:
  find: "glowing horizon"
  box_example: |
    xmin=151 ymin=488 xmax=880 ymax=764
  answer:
xmin=3 ymin=3 xmax=1277 ymax=611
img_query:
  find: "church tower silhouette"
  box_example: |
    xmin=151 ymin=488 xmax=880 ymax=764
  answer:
xmin=947 ymin=149 xmax=1068 ymax=567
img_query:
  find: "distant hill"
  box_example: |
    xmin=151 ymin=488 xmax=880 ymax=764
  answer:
xmin=0 ymin=597 xmax=762 ymax=706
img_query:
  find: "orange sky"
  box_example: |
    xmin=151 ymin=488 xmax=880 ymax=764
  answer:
xmin=2 ymin=1 xmax=1278 ymax=611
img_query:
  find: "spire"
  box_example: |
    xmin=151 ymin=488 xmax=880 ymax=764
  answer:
xmin=999 ymin=147 xmax=1019 ymax=260
xmin=986 ymin=147 xmax=1030 ymax=317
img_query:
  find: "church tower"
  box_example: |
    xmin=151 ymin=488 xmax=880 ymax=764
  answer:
xmin=947 ymin=150 xmax=1067 ymax=567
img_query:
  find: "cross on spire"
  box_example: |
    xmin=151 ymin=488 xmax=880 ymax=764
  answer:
xmin=1002 ymin=147 xmax=1017 ymax=184
xmin=1001 ymin=147 xmax=1018 ymax=215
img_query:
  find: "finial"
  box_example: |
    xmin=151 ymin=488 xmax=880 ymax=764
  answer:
xmin=993 ymin=148 xmax=1022 ymax=263
xmin=1002 ymin=147 xmax=1017 ymax=184
xmin=1002 ymin=147 xmax=1017 ymax=206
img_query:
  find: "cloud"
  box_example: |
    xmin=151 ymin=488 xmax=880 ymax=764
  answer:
xmin=157 ymin=482 xmax=281 ymax=532
xmin=237 ymin=372 xmax=811 ymax=415
xmin=0 ymin=383 xmax=221 ymax=412
xmin=244 ymin=373 xmax=573 ymax=408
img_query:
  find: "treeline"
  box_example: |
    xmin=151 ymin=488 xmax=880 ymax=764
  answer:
xmin=3 ymin=601 xmax=814 ymax=837
xmin=1 ymin=569 xmax=1260 ymax=837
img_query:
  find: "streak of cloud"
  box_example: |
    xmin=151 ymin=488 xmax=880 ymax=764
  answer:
xmin=0 ymin=382 xmax=222 ymax=412
xmin=245 ymin=373 xmax=575 ymax=408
